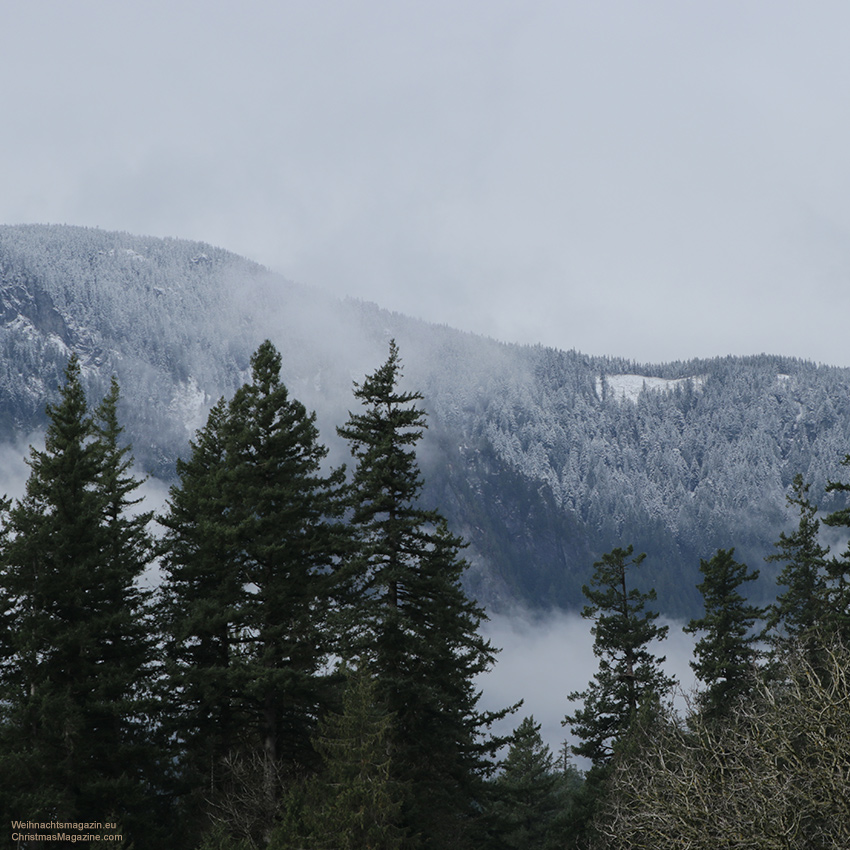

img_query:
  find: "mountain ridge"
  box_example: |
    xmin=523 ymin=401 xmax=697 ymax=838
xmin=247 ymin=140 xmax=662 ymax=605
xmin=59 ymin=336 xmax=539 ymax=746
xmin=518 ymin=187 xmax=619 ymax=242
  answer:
xmin=2 ymin=223 xmax=849 ymax=617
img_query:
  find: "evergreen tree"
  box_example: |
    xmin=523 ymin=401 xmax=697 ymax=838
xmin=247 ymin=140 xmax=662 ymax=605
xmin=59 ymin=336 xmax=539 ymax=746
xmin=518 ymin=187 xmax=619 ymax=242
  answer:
xmin=337 ymin=340 xmax=505 ymax=849
xmin=823 ymin=455 xmax=850 ymax=641
xmin=564 ymin=546 xmax=674 ymax=766
xmin=226 ymin=341 xmax=346 ymax=792
xmin=490 ymin=716 xmax=565 ymax=850
xmin=0 ymin=357 xmax=157 ymax=842
xmin=282 ymin=664 xmax=406 ymax=850
xmin=160 ymin=340 xmax=346 ymax=841
xmin=684 ymin=548 xmax=766 ymax=721
xmin=564 ymin=545 xmax=675 ymax=768
xmin=561 ymin=546 xmax=674 ymax=843
xmin=824 ymin=453 xmax=850 ymax=527
xmin=766 ymin=474 xmax=829 ymax=645
xmin=159 ymin=397 xmax=250 ymax=824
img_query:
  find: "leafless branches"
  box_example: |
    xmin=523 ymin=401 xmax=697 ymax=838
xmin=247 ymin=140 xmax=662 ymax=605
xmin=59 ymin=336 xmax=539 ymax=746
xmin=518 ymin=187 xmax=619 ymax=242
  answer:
xmin=592 ymin=640 xmax=850 ymax=849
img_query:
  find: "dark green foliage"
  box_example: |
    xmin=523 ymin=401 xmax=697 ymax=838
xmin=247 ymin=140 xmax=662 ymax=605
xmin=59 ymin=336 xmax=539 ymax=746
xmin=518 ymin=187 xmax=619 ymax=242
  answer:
xmin=159 ymin=340 xmax=347 ymax=840
xmin=489 ymin=716 xmax=574 ymax=850
xmin=565 ymin=545 xmax=675 ymax=768
xmin=822 ymin=539 xmax=850 ymax=644
xmin=226 ymin=341 xmax=346 ymax=776
xmin=159 ymin=397 xmax=250 ymax=820
xmin=684 ymin=548 xmax=766 ymax=721
xmin=338 ymin=340 xmax=507 ymax=849
xmin=561 ymin=545 xmax=674 ymax=841
xmin=275 ymin=665 xmax=407 ymax=850
xmin=824 ymin=455 xmax=850 ymax=641
xmin=766 ymin=474 xmax=829 ymax=645
xmin=0 ymin=357 xmax=158 ymax=844
xmin=824 ymin=453 xmax=850 ymax=528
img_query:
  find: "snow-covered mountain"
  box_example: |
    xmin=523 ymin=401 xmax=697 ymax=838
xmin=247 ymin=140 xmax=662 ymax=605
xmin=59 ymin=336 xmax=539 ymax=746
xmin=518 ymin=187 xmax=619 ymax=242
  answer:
xmin=2 ymin=224 xmax=850 ymax=617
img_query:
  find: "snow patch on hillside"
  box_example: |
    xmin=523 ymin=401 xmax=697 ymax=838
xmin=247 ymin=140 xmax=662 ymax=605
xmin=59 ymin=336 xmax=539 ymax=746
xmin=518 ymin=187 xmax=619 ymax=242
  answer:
xmin=598 ymin=374 xmax=705 ymax=402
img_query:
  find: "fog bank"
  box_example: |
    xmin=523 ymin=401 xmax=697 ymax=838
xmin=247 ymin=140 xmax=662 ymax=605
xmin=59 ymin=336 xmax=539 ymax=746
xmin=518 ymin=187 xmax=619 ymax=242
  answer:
xmin=479 ymin=607 xmax=699 ymax=765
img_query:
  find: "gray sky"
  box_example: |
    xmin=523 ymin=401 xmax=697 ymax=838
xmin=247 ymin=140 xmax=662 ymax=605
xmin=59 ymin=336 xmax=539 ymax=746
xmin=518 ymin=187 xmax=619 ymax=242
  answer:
xmin=3 ymin=1 xmax=850 ymax=366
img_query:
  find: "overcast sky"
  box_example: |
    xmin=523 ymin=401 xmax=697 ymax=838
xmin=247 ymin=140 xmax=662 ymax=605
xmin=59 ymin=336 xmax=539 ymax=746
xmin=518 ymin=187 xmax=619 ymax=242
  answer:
xmin=3 ymin=1 xmax=850 ymax=367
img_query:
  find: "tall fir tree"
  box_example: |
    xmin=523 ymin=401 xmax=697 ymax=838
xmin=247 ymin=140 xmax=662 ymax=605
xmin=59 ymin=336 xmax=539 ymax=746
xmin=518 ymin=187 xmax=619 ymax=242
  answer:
xmin=226 ymin=341 xmax=346 ymax=791
xmin=766 ymin=474 xmax=829 ymax=645
xmin=489 ymin=716 xmax=565 ymax=850
xmin=0 ymin=357 xmax=157 ymax=843
xmin=159 ymin=396 xmax=250 ymax=826
xmin=684 ymin=548 xmax=766 ymax=722
xmin=160 ymin=340 xmax=347 ymax=843
xmin=278 ymin=664 xmax=407 ymax=850
xmin=337 ymin=340 xmax=505 ymax=849
xmin=823 ymin=455 xmax=850 ymax=641
xmin=562 ymin=545 xmax=674 ymax=842
xmin=564 ymin=545 xmax=675 ymax=769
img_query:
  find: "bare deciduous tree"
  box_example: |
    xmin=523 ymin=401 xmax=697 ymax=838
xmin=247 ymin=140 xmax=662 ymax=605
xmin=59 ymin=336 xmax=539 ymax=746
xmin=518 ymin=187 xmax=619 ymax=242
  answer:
xmin=592 ymin=640 xmax=850 ymax=849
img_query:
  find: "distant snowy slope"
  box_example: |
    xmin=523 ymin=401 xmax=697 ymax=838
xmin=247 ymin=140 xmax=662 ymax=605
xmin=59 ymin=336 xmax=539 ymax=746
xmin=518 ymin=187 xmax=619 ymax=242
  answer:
xmin=3 ymin=224 xmax=850 ymax=617
xmin=597 ymin=374 xmax=707 ymax=402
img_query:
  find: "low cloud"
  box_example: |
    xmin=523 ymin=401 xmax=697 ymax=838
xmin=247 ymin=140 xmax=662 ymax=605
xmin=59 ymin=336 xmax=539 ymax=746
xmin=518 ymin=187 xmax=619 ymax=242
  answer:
xmin=0 ymin=433 xmax=42 ymax=503
xmin=478 ymin=607 xmax=698 ymax=768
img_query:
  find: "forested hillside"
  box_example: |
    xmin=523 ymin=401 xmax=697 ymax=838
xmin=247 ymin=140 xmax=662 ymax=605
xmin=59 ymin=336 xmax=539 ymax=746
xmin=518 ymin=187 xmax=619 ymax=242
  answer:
xmin=3 ymin=338 xmax=849 ymax=849
xmin=413 ymin=344 xmax=850 ymax=613
xmin=2 ymin=224 xmax=850 ymax=616
xmin=3 ymin=224 xmax=850 ymax=848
